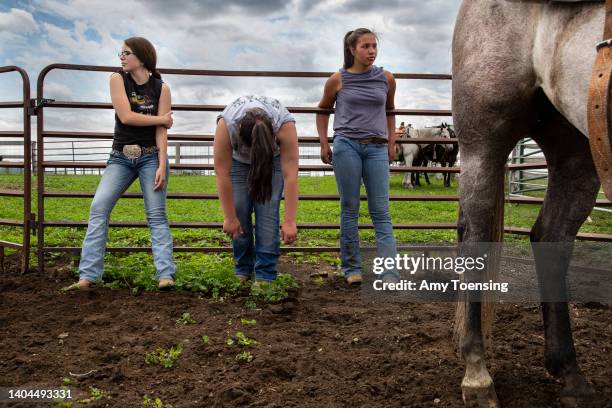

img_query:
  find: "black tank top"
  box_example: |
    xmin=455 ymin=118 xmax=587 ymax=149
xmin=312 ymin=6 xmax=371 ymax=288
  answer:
xmin=113 ymin=71 xmax=163 ymax=150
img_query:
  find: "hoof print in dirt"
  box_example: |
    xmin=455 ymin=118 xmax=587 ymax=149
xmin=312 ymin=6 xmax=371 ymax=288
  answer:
xmin=267 ymin=300 xmax=298 ymax=314
xmin=216 ymin=384 xmax=254 ymax=406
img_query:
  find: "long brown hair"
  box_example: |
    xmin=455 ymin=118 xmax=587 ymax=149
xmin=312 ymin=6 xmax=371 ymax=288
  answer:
xmin=239 ymin=108 xmax=276 ymax=203
xmin=124 ymin=36 xmax=162 ymax=80
xmin=343 ymin=28 xmax=378 ymax=69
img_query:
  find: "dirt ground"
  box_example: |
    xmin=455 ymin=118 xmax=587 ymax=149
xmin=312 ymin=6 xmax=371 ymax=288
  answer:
xmin=1 ymin=253 xmax=610 ymax=408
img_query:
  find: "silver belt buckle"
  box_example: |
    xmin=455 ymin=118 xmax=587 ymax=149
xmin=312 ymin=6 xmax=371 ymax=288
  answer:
xmin=122 ymin=144 xmax=141 ymax=159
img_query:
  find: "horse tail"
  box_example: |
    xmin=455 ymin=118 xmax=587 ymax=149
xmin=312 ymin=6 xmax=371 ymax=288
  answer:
xmin=454 ymin=175 xmax=504 ymax=347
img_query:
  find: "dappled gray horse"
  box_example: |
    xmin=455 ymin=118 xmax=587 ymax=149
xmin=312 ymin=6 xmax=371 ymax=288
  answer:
xmin=453 ymin=0 xmax=605 ymax=406
xmin=398 ymin=125 xmax=451 ymax=188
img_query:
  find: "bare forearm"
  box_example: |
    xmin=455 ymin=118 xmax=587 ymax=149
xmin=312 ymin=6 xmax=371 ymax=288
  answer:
xmin=122 ymin=111 xmax=164 ymax=127
xmin=216 ymin=174 xmax=237 ymax=220
xmin=155 ymin=130 xmax=168 ymax=164
xmin=387 ymin=115 xmax=396 ymax=143
xmin=283 ymin=175 xmax=298 ymax=223
xmin=316 ymin=114 xmax=331 ymax=146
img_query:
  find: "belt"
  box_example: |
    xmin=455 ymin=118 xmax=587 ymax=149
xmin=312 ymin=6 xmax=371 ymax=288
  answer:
xmin=113 ymin=145 xmax=158 ymax=159
xmin=358 ymin=137 xmax=388 ymax=145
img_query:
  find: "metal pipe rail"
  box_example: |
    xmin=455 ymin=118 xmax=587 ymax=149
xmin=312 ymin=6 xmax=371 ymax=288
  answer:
xmin=41 ymin=130 xmax=459 ymax=144
xmin=0 ymin=66 xmax=32 ymax=273
xmin=38 ymin=191 xmax=612 ymax=207
xmin=40 ymin=161 xmax=462 ymax=173
xmin=42 ymin=221 xmax=458 ymax=229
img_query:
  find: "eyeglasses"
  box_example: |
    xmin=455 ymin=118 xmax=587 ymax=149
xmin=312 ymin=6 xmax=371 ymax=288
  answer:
xmin=117 ymin=50 xmax=133 ymax=58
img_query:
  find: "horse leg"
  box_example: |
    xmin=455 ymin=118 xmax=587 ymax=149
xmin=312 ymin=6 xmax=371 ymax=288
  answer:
xmin=442 ymin=161 xmax=450 ymax=188
xmin=402 ymin=149 xmax=414 ymax=188
xmin=530 ymin=118 xmax=599 ymax=405
xmin=413 ymin=158 xmax=421 ymax=187
xmin=402 ymin=172 xmax=411 ymax=188
xmin=448 ymin=158 xmax=456 ymax=188
xmin=453 ymin=52 xmax=529 ymax=408
xmin=453 ymin=1 xmax=541 ymax=404
xmin=423 ymin=160 xmax=431 ymax=185
xmin=434 ymin=162 xmax=441 ymax=181
xmin=456 ymin=145 xmax=513 ymax=408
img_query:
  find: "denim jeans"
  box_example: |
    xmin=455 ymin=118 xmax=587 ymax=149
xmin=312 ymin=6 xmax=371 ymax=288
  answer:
xmin=231 ymin=156 xmax=283 ymax=281
xmin=78 ymin=151 xmax=176 ymax=282
xmin=332 ymin=136 xmax=398 ymax=278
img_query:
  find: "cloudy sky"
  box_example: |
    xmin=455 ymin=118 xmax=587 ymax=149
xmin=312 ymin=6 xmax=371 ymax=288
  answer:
xmin=0 ymin=0 xmax=460 ymax=157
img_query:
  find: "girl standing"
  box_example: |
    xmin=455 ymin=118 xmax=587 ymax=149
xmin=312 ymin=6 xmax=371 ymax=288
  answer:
xmin=75 ymin=37 xmax=176 ymax=289
xmin=317 ymin=28 xmax=398 ymax=284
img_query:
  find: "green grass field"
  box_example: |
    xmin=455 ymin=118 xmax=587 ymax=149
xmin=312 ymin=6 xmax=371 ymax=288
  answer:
xmin=0 ymin=173 xmax=610 ymax=294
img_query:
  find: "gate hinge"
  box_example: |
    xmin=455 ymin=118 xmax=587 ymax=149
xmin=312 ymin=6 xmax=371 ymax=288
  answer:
xmin=28 ymin=98 xmax=55 ymax=116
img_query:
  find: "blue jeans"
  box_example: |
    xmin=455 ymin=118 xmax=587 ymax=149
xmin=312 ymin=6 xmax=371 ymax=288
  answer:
xmin=78 ymin=151 xmax=176 ymax=282
xmin=231 ymin=157 xmax=283 ymax=282
xmin=332 ymin=136 xmax=397 ymax=278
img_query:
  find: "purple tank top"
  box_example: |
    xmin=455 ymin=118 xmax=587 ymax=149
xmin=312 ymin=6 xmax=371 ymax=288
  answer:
xmin=333 ymin=65 xmax=389 ymax=140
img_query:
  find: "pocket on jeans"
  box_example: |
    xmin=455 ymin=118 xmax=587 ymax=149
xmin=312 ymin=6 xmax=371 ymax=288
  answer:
xmin=107 ymin=152 xmax=118 ymax=164
xmin=332 ymin=136 xmax=348 ymax=151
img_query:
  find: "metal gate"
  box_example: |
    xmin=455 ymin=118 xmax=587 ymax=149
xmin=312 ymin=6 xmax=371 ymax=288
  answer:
xmin=0 ymin=66 xmax=33 ymax=273
xmin=16 ymin=63 xmax=611 ymax=273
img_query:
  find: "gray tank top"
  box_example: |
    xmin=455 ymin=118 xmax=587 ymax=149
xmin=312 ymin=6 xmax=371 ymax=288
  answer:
xmin=333 ymin=65 xmax=389 ymax=140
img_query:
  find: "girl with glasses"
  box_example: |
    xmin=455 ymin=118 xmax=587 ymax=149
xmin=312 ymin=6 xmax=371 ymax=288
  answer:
xmin=71 ymin=37 xmax=176 ymax=290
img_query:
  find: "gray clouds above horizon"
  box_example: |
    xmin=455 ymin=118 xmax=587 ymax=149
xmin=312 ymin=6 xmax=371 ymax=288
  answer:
xmin=0 ymin=0 xmax=460 ymax=136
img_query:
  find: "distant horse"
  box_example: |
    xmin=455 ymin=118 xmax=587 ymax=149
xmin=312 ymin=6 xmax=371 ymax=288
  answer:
xmin=453 ymin=0 xmax=605 ymax=406
xmin=439 ymin=125 xmax=459 ymax=188
xmin=398 ymin=125 xmax=450 ymax=188
xmin=404 ymin=123 xmax=453 ymax=187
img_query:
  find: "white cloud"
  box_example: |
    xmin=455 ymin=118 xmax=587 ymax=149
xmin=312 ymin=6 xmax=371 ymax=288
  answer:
xmin=1 ymin=0 xmax=461 ymax=156
xmin=0 ymin=8 xmax=38 ymax=34
xmin=0 ymin=8 xmax=38 ymax=43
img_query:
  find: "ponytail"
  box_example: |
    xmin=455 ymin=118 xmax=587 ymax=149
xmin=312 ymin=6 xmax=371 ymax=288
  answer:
xmin=343 ymin=28 xmax=378 ymax=69
xmin=238 ymin=108 xmax=276 ymax=203
xmin=343 ymin=30 xmax=355 ymax=69
xmin=152 ymin=70 xmax=162 ymax=80
xmin=248 ymin=122 xmax=275 ymax=202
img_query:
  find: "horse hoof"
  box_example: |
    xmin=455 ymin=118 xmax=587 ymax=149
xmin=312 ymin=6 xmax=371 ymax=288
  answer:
xmin=462 ymin=384 xmax=500 ymax=408
xmin=559 ymin=383 xmax=595 ymax=408
xmin=560 ymin=395 xmax=593 ymax=408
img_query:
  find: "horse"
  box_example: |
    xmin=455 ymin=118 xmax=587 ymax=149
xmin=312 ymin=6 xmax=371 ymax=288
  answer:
xmin=453 ymin=0 xmax=605 ymax=406
xmin=407 ymin=124 xmax=454 ymax=187
xmin=439 ymin=125 xmax=459 ymax=188
xmin=393 ymin=123 xmax=412 ymax=165
xmin=397 ymin=124 xmax=451 ymax=188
